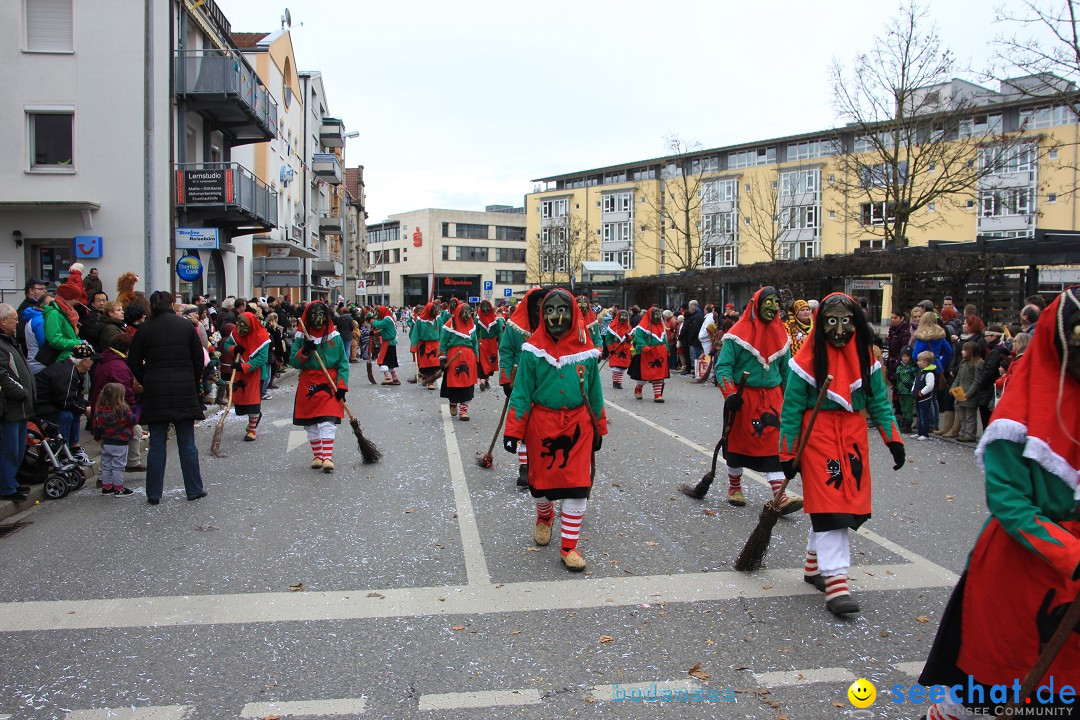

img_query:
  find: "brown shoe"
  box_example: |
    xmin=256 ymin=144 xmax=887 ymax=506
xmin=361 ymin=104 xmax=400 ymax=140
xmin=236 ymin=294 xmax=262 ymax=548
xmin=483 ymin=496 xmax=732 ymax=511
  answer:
xmin=310 ymin=457 xmax=324 ymax=469
xmin=124 ymin=465 xmax=148 ymax=473
xmin=561 ymin=548 xmax=586 ymax=571
xmin=534 ymin=520 xmax=552 ymax=546
xmin=322 ymin=459 xmax=334 ymax=473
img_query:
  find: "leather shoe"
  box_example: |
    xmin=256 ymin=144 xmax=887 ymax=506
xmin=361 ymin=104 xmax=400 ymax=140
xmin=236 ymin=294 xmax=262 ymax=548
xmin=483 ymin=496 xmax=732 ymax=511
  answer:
xmin=826 ymin=594 xmax=861 ymax=615
xmin=147 ymin=498 xmax=160 ymax=505
xmin=16 ymin=484 xmax=30 ymax=493
xmin=803 ymin=574 xmax=827 ymax=592
xmin=187 ymin=491 xmax=208 ymax=502
xmin=1 ymin=492 xmax=28 ymax=503
xmin=125 ymin=465 xmax=148 ymax=473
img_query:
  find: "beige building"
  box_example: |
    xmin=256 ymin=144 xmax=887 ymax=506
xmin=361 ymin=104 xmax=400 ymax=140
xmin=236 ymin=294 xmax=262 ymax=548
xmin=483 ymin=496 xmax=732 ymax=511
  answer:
xmin=364 ymin=206 xmax=527 ymax=307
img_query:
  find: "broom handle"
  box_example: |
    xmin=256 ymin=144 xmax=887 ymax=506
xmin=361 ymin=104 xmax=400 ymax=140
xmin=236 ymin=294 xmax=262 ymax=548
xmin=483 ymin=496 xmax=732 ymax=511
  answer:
xmin=298 ymin=319 xmax=359 ymax=424
xmin=771 ymin=375 xmax=833 ymax=504
xmin=215 ymin=372 xmax=235 ymax=431
xmin=485 ymin=364 xmax=518 ymax=457
xmin=721 ymin=372 xmax=751 ymax=444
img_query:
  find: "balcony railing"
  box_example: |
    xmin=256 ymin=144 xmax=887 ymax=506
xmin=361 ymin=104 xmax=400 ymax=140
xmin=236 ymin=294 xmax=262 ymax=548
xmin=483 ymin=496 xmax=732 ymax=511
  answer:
xmin=320 ymin=117 xmax=346 ymax=148
xmin=175 ymin=162 xmax=278 ymax=230
xmin=175 ymin=49 xmax=278 ymax=144
xmin=318 ymin=212 xmax=343 ymax=235
xmin=312 ymin=153 xmax=342 ymax=185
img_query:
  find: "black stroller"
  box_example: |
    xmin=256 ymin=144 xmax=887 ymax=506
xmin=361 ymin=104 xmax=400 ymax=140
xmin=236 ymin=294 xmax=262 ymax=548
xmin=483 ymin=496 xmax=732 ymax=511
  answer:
xmin=16 ymin=417 xmax=86 ymax=499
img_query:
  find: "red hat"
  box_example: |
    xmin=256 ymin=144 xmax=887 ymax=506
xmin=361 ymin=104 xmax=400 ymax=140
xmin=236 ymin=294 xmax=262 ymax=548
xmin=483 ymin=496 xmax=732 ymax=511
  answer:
xmin=56 ymin=263 xmax=88 ymax=304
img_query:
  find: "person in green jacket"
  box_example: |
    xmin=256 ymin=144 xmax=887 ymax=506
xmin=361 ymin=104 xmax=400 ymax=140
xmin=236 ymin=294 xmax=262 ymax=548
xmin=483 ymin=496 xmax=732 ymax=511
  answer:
xmin=476 ymin=299 xmax=504 ymax=392
xmin=223 ymin=311 xmax=270 ymax=441
xmin=627 ymin=307 xmax=669 ymax=402
xmin=408 ymin=302 xmax=442 ymax=388
xmin=577 ymin=295 xmax=602 ymax=350
xmin=499 ymin=288 xmax=544 ymax=486
xmin=289 ymin=301 xmax=348 ymax=473
xmin=41 ymin=297 xmax=85 ymax=364
xmin=439 ymin=303 xmax=479 ymax=420
xmin=372 ymin=305 xmax=400 ymax=385
xmin=504 ymin=288 xmax=608 ymax=572
xmin=918 ymin=286 xmax=1079 ymax=717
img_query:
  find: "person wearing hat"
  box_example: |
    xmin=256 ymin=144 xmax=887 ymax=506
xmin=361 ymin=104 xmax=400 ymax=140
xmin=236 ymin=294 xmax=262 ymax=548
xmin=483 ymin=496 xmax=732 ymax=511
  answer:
xmin=35 ymin=341 xmax=96 ymax=466
xmin=970 ymin=324 xmax=1009 ymax=431
xmin=786 ymin=300 xmax=813 ymax=357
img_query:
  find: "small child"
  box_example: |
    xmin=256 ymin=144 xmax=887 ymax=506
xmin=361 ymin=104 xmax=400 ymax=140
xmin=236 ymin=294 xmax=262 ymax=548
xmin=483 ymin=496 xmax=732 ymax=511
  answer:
xmin=950 ymin=340 xmax=984 ymax=442
xmin=92 ymin=382 xmax=137 ymax=496
xmin=894 ymin=346 xmax=917 ymax=434
xmin=912 ymin=350 xmax=938 ymax=440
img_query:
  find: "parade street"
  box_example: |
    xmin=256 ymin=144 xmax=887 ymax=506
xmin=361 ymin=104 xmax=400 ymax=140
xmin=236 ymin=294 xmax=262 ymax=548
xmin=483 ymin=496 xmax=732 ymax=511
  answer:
xmin=0 ymin=362 xmax=989 ymax=720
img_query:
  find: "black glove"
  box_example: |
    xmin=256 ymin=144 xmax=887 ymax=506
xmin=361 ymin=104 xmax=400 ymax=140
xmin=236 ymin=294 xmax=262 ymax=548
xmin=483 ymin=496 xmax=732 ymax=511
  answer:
xmin=335 ymin=387 xmax=347 ymax=401
xmin=725 ymin=392 xmax=744 ymax=414
xmin=593 ymin=434 xmax=603 ymax=452
xmin=888 ymin=441 xmax=905 ymax=471
xmin=781 ymin=459 xmax=798 ymax=480
xmin=503 ymin=436 xmax=519 ymax=454
xmin=501 ymin=383 xmax=513 ymax=399
xmin=303 ymin=339 xmax=317 ymax=354
xmin=439 ymin=356 xmax=447 ymax=368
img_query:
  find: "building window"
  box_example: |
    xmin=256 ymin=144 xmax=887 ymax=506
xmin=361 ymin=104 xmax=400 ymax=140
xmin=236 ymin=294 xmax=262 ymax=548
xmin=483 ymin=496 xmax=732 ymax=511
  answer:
xmin=540 ymin=198 xmax=568 ymax=219
xmin=602 ymin=221 xmax=633 ymax=244
xmin=928 ymin=202 xmax=936 ymax=213
xmin=368 ymin=225 xmax=400 ymax=244
xmin=25 ymin=0 xmax=73 ymax=52
xmin=455 ymin=223 xmax=489 ymax=240
xmin=601 ymin=249 xmax=635 ymax=270
xmin=495 ymin=270 xmax=528 ymax=284
xmin=860 ymin=162 xmax=908 ymax=189
xmin=729 ymin=147 xmax=776 ymax=169
xmin=441 ymin=222 xmax=450 ymax=237
xmin=979 ymin=188 xmax=1033 ymax=217
xmin=1019 ymin=105 xmax=1076 ymax=129
xmin=28 ymin=110 xmax=74 ymax=169
xmin=780 ymin=240 xmax=821 ymax=259
xmin=779 ymin=168 xmax=819 ymax=195
xmin=494 ymin=225 xmax=525 ymax=241
xmin=859 ymin=238 xmax=886 ymax=251
xmin=633 ymin=167 xmax=657 ymax=181
xmin=1048 ymin=193 xmax=1058 ymax=204
xmin=860 ymin=202 xmax=896 ymax=226
xmin=603 ymin=170 xmax=626 ymax=184
xmin=780 ymin=205 xmax=819 ymax=231
xmin=540 ymin=226 xmax=568 ymax=274
xmin=958 ymin=113 xmax=1003 ymax=138
xmin=787 ymin=138 xmax=837 ymax=161
xmin=494 ymin=247 xmax=526 ymax=263
xmin=442 ymin=246 xmax=489 ymax=262
xmin=701 ymin=212 xmax=736 ymax=237
xmin=979 ymin=143 xmax=1036 ymax=174
xmin=703 ymin=245 xmax=737 ymax=268
xmin=690 ymin=156 xmax=720 ymax=175
xmin=602 ymin=192 xmax=634 ymax=214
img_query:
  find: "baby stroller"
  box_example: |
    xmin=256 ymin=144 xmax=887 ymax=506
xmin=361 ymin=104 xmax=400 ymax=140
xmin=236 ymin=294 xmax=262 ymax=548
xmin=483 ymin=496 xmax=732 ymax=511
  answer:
xmin=16 ymin=417 xmax=86 ymax=499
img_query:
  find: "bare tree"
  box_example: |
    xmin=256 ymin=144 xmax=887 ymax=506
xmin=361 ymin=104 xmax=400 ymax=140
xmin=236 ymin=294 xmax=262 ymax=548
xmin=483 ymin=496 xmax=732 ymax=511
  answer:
xmin=636 ymin=135 xmax=710 ymax=272
xmin=739 ymin=168 xmax=784 ymax=262
xmin=830 ymin=0 xmax=1028 ymax=247
xmin=992 ymin=0 xmax=1080 ymax=104
xmin=527 ymin=212 xmax=596 ymax=289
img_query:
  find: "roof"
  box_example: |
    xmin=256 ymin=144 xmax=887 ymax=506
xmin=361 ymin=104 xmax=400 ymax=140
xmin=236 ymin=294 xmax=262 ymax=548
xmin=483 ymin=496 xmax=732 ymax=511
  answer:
xmin=231 ymin=32 xmax=270 ymax=49
xmin=345 ymin=168 xmax=364 ymax=205
xmin=582 ymin=261 xmax=626 ymax=274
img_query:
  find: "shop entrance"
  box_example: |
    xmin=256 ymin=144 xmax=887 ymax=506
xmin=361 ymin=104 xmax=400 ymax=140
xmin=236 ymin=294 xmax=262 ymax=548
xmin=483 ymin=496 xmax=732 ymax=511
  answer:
xmin=28 ymin=240 xmax=77 ymax=290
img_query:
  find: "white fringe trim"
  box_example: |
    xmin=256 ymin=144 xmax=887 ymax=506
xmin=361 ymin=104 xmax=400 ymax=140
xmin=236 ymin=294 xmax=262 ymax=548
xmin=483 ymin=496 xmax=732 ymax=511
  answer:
xmin=505 ymin=319 xmax=532 ymax=338
xmin=521 ymin=343 xmax=601 ymax=368
xmin=604 ymin=326 xmax=627 ymax=343
xmin=235 ymin=337 xmax=271 ymax=361
xmin=442 ymin=325 xmax=476 ymax=340
xmin=293 ymin=330 xmax=341 ymax=345
xmin=634 ymin=326 xmax=666 ymax=343
xmin=976 ymin=418 xmax=1080 ymax=500
xmin=477 ymin=317 xmax=500 ymax=331
xmin=724 ymin=333 xmax=790 ymax=370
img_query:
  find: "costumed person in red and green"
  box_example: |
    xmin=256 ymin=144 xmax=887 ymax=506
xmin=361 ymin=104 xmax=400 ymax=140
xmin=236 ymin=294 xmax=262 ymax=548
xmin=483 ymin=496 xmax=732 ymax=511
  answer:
xmin=504 ymin=288 xmax=608 ymax=571
xmin=408 ymin=301 xmax=441 ymax=389
xmin=918 ymin=286 xmax=1079 ymax=719
xmin=289 ymin=301 xmax=348 ymax=473
xmin=604 ymin=308 xmax=632 ymax=389
xmin=373 ymin=305 xmax=400 ymax=385
xmin=628 ymin=307 xmax=669 ymax=402
xmin=701 ymin=287 xmax=801 ymax=511
xmin=499 ymin=288 xmax=545 ymax=487
xmin=224 ymin=311 xmax=270 ymax=441
xmin=439 ymin=302 xmax=478 ymax=420
xmin=476 ymin=299 xmax=503 ymax=392
xmin=577 ymin=295 xmax=602 ymax=349
xmin=779 ymin=292 xmax=904 ymax=616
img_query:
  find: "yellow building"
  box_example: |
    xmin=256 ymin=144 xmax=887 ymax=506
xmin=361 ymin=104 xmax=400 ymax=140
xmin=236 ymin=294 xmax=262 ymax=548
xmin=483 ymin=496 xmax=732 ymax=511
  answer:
xmin=526 ymin=75 xmax=1080 ymax=316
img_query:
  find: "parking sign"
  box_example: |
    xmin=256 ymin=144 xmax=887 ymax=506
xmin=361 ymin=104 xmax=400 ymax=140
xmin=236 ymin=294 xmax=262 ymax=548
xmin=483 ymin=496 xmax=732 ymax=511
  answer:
xmin=504 ymin=288 xmax=513 ymax=297
xmin=483 ymin=280 xmax=493 ymax=291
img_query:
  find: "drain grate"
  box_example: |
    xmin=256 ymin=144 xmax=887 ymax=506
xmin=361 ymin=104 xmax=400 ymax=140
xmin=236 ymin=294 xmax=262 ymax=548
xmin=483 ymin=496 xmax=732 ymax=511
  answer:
xmin=0 ymin=520 xmax=32 ymax=538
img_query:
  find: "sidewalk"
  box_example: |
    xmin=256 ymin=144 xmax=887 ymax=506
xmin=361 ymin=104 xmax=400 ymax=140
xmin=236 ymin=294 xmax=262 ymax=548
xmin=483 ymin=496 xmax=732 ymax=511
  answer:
xmin=0 ymin=368 xmax=297 ymax=523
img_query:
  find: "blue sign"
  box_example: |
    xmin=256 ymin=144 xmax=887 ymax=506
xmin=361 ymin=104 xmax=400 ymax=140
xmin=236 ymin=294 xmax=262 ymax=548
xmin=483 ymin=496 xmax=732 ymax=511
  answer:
xmin=175 ymin=254 xmax=204 ymax=282
xmin=503 ymin=288 xmax=513 ymax=297
xmin=483 ymin=280 xmax=493 ymax=291
xmin=175 ymin=227 xmax=220 ymax=250
xmin=74 ymin=236 xmax=103 ymax=259
xmin=468 ymin=296 xmax=480 ymax=304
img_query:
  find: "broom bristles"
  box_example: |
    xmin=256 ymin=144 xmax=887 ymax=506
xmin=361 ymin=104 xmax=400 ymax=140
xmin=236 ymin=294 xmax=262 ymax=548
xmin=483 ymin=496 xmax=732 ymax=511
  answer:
xmin=351 ymin=417 xmax=382 ymax=464
xmin=734 ymin=503 xmax=781 ymax=571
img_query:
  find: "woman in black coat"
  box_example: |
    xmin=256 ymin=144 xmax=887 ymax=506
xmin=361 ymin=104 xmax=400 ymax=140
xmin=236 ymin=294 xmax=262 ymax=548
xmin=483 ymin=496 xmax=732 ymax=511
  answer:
xmin=127 ymin=291 xmax=207 ymax=504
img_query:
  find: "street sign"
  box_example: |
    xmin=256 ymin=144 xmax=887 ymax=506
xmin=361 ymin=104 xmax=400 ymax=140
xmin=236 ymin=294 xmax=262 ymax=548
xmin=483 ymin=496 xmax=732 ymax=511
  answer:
xmin=483 ymin=280 xmax=493 ymax=291
xmin=850 ymin=278 xmax=889 ymax=291
xmin=175 ymin=227 xmax=220 ymax=250
xmin=468 ymin=296 xmax=480 ymax=304
xmin=356 ymin=279 xmax=367 ymax=295
xmin=327 ymin=277 xmax=344 ymax=288
xmin=483 ymin=289 xmax=493 ymax=298
xmin=503 ymin=288 xmax=513 ymax=297
xmin=175 ymin=255 xmax=203 ymax=281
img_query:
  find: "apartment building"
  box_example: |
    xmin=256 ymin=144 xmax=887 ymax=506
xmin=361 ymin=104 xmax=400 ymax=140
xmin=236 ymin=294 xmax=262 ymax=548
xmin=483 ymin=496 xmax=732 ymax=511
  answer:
xmin=364 ymin=206 xmax=528 ymax=307
xmin=526 ymin=74 xmax=1080 ymax=315
xmin=344 ymin=166 xmax=368 ymax=303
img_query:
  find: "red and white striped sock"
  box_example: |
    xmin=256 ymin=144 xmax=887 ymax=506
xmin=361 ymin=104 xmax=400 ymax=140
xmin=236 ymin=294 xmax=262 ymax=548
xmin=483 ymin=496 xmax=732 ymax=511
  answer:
xmin=459 ymin=403 xmax=469 ymax=417
xmin=804 ymin=550 xmax=819 ymax=577
xmin=535 ymin=500 xmax=554 ymax=525
xmin=824 ymin=574 xmax=851 ymax=602
xmin=728 ymin=473 xmax=742 ymax=494
xmin=518 ymin=440 xmax=528 ymax=466
xmin=612 ymin=368 xmax=624 ymax=384
xmin=321 ymin=437 xmax=334 ymax=461
xmin=651 ymin=380 xmax=663 ymax=398
xmin=559 ymin=498 xmax=587 ymax=551
xmin=309 ymin=439 xmax=321 ymax=458
xmin=768 ymin=476 xmax=790 ymax=504
xmin=246 ymin=416 xmax=259 ymax=435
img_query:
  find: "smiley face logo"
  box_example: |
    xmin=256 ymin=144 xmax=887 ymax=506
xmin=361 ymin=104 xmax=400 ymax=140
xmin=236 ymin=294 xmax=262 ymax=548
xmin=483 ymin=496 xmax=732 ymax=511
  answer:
xmin=847 ymin=678 xmax=876 ymax=708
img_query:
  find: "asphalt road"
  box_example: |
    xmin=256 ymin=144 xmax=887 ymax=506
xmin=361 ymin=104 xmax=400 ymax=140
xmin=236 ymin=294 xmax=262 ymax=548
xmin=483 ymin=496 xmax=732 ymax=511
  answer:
xmin=0 ymin=358 xmax=993 ymax=720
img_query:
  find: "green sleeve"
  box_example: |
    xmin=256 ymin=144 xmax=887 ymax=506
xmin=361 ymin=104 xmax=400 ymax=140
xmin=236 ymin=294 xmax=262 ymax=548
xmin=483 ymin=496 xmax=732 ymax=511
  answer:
xmin=246 ymin=344 xmax=269 ymax=372
xmin=43 ymin=311 xmax=82 ymax=351
xmin=332 ymin=337 xmax=349 ymax=387
xmin=714 ymin=338 xmax=738 ymax=394
xmin=439 ymin=326 xmax=448 ymax=356
xmin=504 ymin=349 xmax=537 ymax=438
xmin=778 ymin=369 xmax=813 ymax=458
xmin=586 ymin=358 xmax=608 ymax=435
xmin=983 ymin=440 xmax=1080 ymax=579
xmin=288 ymin=336 xmax=305 ymax=369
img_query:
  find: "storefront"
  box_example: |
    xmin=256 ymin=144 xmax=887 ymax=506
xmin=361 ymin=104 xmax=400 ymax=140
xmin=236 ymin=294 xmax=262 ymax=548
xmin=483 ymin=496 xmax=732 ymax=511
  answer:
xmin=434 ymin=275 xmax=479 ymax=301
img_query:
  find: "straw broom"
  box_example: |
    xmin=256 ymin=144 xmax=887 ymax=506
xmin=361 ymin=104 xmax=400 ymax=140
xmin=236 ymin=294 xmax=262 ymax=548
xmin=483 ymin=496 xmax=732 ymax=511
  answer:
xmin=734 ymin=375 xmax=832 ymax=572
xmin=209 ymin=373 xmax=234 ymax=458
xmin=299 ymin=319 xmax=382 ymax=464
xmin=680 ymin=371 xmax=749 ymax=499
xmin=365 ymin=333 xmax=377 ymax=385
xmin=476 ymin=364 xmax=517 ymax=468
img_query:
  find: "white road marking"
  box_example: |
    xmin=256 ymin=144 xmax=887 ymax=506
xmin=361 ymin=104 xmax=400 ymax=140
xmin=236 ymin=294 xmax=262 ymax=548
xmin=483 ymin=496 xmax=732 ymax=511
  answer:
xmin=272 ymin=418 xmax=292 ymax=428
xmin=590 ymin=679 xmax=700 ymax=700
xmin=287 ymin=430 xmax=308 ymax=453
xmin=239 ymin=697 xmax=367 ymax=716
xmin=0 ymin=561 xmax=951 ymax=633
xmin=441 ymin=403 xmax=491 ymax=586
xmin=892 ymin=661 xmax=925 ymax=677
xmin=604 ymin=399 xmax=959 ymax=584
xmin=417 ymin=689 xmax=540 ymax=711
xmin=65 ymin=706 xmax=194 ymax=719
xmin=752 ymin=667 xmax=856 ymax=687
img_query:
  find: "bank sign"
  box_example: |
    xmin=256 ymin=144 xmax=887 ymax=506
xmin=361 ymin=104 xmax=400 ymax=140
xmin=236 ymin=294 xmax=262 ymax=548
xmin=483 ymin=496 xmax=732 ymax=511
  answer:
xmin=175 ymin=227 xmax=220 ymax=250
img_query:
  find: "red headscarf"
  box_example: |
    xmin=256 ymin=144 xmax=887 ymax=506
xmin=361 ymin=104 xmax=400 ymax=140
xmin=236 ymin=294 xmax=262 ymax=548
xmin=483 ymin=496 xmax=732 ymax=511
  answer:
xmin=477 ymin=301 xmax=499 ymax=330
xmin=723 ymin=286 xmax=790 ymax=371
xmin=977 ymin=286 xmax=1080 ymax=500
xmin=523 ymin=288 xmax=599 ymax=365
xmin=231 ymin=311 xmax=271 ymax=362
xmin=444 ymin=303 xmax=476 ymax=337
xmin=299 ymin=301 xmax=335 ymax=340
xmin=417 ymin=302 xmax=438 ymax=322
xmin=606 ymin=310 xmax=631 ymax=341
xmin=634 ymin=306 xmax=666 ymax=342
xmin=506 ymin=287 xmax=544 ymax=336
xmin=789 ymin=292 xmax=878 ymax=412
xmin=376 ymin=305 xmax=392 ymax=320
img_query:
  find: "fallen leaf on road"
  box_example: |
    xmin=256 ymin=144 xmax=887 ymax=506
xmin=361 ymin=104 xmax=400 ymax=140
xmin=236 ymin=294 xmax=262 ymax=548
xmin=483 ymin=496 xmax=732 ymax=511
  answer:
xmin=367 ymin=592 xmax=384 ymax=598
xmin=288 ymin=583 xmax=305 ymax=592
xmin=880 ymin=630 xmax=890 ymax=637
xmin=916 ymin=615 xmax=930 ymax=623
xmin=945 ymin=495 xmax=954 ymax=501
xmin=262 ymin=715 xmax=281 ymax=720
xmin=646 ymin=541 xmax=659 ymax=546
xmin=832 ymin=701 xmax=845 ymax=707
xmin=599 ymin=635 xmax=614 ymax=643
xmin=404 ymin=508 xmax=416 ymax=513
xmin=704 ymin=509 xmax=718 ymax=516
xmin=452 ymin=625 xmax=466 ymax=631
xmin=526 ymin=547 xmax=541 ymax=552
xmin=584 ymin=697 xmax=597 ymax=703
xmin=761 ymin=584 xmax=773 ymax=590
xmin=687 ymin=662 xmax=711 ymax=680
xmin=511 ymin=630 xmax=522 ymax=635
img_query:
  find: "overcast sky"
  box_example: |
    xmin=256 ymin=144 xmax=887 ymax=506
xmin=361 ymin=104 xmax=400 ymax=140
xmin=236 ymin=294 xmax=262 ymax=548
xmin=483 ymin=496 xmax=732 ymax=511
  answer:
xmin=219 ymin=0 xmax=1037 ymax=222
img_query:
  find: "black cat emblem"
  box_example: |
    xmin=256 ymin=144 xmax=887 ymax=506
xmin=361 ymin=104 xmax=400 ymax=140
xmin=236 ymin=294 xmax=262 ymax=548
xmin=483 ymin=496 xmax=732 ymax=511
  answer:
xmin=540 ymin=424 xmax=581 ymax=470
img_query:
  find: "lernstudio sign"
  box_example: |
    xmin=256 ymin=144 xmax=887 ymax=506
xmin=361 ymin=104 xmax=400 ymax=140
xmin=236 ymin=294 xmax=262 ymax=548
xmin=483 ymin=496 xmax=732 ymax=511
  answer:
xmin=177 ymin=168 xmax=234 ymax=205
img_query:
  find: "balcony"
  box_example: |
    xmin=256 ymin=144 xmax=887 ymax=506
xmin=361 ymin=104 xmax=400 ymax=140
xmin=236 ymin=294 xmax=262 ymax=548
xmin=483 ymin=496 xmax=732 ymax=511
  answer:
xmin=312 ymin=153 xmax=342 ymax=185
xmin=318 ymin=211 xmax=343 ymax=236
xmin=312 ymin=248 xmax=343 ymax=276
xmin=175 ymin=162 xmax=278 ymax=232
xmin=175 ymin=49 xmax=278 ymax=145
xmin=320 ymin=118 xmax=345 ymax=148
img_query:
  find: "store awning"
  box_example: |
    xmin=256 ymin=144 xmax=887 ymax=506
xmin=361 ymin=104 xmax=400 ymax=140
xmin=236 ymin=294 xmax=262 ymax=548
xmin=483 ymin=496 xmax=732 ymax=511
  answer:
xmin=0 ymin=201 xmax=101 ymax=229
